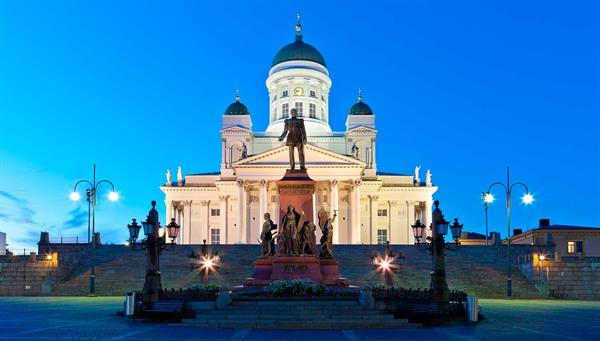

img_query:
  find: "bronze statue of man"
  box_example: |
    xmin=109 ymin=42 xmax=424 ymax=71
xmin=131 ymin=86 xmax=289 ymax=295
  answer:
xmin=278 ymin=108 xmax=307 ymax=170
xmin=260 ymin=213 xmax=274 ymax=257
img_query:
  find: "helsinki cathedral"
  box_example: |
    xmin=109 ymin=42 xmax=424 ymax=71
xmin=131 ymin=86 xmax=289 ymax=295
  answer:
xmin=161 ymin=18 xmax=437 ymax=246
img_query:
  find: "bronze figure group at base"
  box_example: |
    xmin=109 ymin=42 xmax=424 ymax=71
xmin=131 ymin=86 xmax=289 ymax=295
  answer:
xmin=259 ymin=205 xmax=336 ymax=259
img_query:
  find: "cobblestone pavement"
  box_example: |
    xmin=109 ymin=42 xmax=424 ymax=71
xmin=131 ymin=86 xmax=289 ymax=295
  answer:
xmin=0 ymin=297 xmax=599 ymax=340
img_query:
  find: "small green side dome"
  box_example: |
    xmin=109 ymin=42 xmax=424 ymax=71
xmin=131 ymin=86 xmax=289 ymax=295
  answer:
xmin=224 ymin=96 xmax=249 ymax=115
xmin=348 ymin=96 xmax=373 ymax=116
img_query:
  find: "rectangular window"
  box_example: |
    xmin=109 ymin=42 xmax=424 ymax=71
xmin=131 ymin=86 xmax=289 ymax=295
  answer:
xmin=272 ymin=94 xmax=277 ymax=102
xmin=377 ymin=209 xmax=388 ymax=217
xmin=377 ymin=229 xmax=388 ymax=244
xmin=576 ymin=241 xmax=583 ymax=253
xmin=321 ymin=93 xmax=325 ymax=101
xmin=295 ymin=102 xmax=303 ymax=116
xmin=310 ymin=90 xmax=316 ymax=98
xmin=282 ymin=103 xmax=289 ymax=118
xmin=282 ymin=90 xmax=289 ymax=98
xmin=210 ymin=228 xmax=220 ymax=244
xmin=309 ymin=103 xmax=316 ymax=118
xmin=210 ymin=208 xmax=220 ymax=216
xmin=567 ymin=241 xmax=576 ymax=253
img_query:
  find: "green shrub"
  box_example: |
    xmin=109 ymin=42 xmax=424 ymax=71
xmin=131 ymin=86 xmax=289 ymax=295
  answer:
xmin=264 ymin=279 xmax=328 ymax=297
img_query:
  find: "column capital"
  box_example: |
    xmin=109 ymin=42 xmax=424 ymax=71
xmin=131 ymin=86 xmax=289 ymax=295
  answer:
xmin=201 ymin=200 xmax=211 ymax=206
xmin=353 ymin=179 xmax=361 ymax=187
xmin=388 ymin=200 xmax=398 ymax=206
xmin=183 ymin=200 xmax=192 ymax=205
xmin=260 ymin=180 xmax=267 ymax=186
xmin=330 ymin=179 xmax=338 ymax=186
xmin=236 ymin=179 xmax=245 ymax=186
xmin=218 ymin=195 xmax=230 ymax=200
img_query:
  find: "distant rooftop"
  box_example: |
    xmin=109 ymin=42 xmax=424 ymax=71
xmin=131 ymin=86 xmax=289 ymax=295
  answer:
xmin=377 ymin=171 xmax=409 ymax=176
xmin=187 ymin=172 xmax=220 ymax=176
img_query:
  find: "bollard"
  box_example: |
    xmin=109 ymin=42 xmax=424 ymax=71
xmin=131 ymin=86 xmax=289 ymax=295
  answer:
xmin=124 ymin=292 xmax=136 ymax=316
xmin=466 ymin=295 xmax=479 ymax=322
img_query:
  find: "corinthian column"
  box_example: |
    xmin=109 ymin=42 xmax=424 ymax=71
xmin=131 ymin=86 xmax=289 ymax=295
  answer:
xmin=425 ymin=199 xmax=433 ymax=238
xmin=219 ymin=195 xmax=229 ymax=244
xmin=352 ymin=180 xmax=361 ymax=244
xmin=407 ymin=201 xmax=416 ymax=244
xmin=201 ymin=200 xmax=211 ymax=243
xmin=259 ymin=180 xmax=267 ymax=220
xmin=330 ymin=180 xmax=339 ymax=244
xmin=237 ymin=180 xmax=245 ymax=244
xmin=183 ymin=200 xmax=192 ymax=244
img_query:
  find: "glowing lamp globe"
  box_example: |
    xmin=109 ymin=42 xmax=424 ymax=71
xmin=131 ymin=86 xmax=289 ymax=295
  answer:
xmin=70 ymin=192 xmax=81 ymax=201
xmin=483 ymin=193 xmax=494 ymax=204
xmin=108 ymin=191 xmax=119 ymax=201
xmin=522 ymin=193 xmax=534 ymax=205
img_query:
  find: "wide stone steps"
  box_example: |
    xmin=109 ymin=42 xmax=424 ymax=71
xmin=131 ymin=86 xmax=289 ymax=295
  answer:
xmin=182 ymin=299 xmax=420 ymax=329
xmin=50 ymin=244 xmax=543 ymax=298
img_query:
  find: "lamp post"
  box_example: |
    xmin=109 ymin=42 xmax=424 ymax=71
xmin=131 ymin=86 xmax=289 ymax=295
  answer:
xmin=538 ymin=254 xmax=546 ymax=284
xmin=189 ymin=240 xmax=220 ymax=285
xmin=127 ymin=201 xmax=180 ymax=308
xmin=481 ymin=192 xmax=490 ymax=246
xmin=372 ymin=242 xmax=405 ymax=286
xmin=70 ymin=164 xmax=118 ymax=296
xmin=412 ymin=201 xmax=462 ymax=305
xmin=483 ymin=166 xmax=534 ymax=298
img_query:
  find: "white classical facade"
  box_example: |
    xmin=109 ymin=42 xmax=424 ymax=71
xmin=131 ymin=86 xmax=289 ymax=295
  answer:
xmin=161 ymin=20 xmax=437 ymax=245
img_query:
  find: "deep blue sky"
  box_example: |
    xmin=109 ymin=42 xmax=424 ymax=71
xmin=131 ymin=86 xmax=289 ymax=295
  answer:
xmin=1 ymin=1 xmax=598 ymax=250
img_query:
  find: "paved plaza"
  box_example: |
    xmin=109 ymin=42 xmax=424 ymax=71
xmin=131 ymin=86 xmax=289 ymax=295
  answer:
xmin=0 ymin=297 xmax=598 ymax=340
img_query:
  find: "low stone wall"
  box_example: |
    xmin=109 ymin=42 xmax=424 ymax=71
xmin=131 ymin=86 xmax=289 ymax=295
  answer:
xmin=0 ymin=253 xmax=58 ymax=296
xmin=520 ymin=257 xmax=600 ymax=300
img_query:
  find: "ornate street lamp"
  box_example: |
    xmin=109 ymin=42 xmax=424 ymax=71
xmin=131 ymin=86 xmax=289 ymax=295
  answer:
xmin=450 ymin=218 xmax=463 ymax=244
xmin=70 ymin=164 xmax=118 ymax=295
xmin=484 ymin=166 xmax=533 ymax=297
xmin=128 ymin=200 xmax=180 ymax=308
xmin=411 ymin=220 xmax=426 ymax=244
xmin=412 ymin=201 xmax=462 ymax=305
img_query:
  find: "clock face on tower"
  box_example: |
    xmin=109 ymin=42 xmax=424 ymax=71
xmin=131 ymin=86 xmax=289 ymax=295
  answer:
xmin=294 ymin=87 xmax=304 ymax=96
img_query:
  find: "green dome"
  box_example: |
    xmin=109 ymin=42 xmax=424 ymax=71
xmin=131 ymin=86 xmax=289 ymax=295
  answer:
xmin=272 ymin=33 xmax=326 ymax=67
xmin=224 ymin=97 xmax=249 ymax=115
xmin=348 ymin=97 xmax=373 ymax=115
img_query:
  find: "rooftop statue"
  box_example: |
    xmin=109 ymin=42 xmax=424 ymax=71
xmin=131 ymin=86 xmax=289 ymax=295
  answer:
xmin=426 ymin=169 xmax=432 ymax=186
xmin=414 ymin=165 xmax=421 ymax=186
xmin=278 ymin=108 xmax=307 ymax=170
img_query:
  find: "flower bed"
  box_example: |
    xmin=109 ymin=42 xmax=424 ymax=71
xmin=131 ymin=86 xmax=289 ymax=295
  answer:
xmin=157 ymin=285 xmax=220 ymax=301
xmin=234 ymin=280 xmax=359 ymax=299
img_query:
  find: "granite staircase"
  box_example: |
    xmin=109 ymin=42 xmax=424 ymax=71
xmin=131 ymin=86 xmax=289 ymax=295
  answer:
xmin=50 ymin=244 xmax=543 ymax=298
xmin=182 ymin=299 xmax=421 ymax=329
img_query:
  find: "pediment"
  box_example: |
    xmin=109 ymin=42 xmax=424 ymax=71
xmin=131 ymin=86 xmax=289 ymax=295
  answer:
xmin=221 ymin=126 xmax=252 ymax=135
xmin=347 ymin=125 xmax=377 ymax=135
xmin=232 ymin=143 xmax=365 ymax=178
